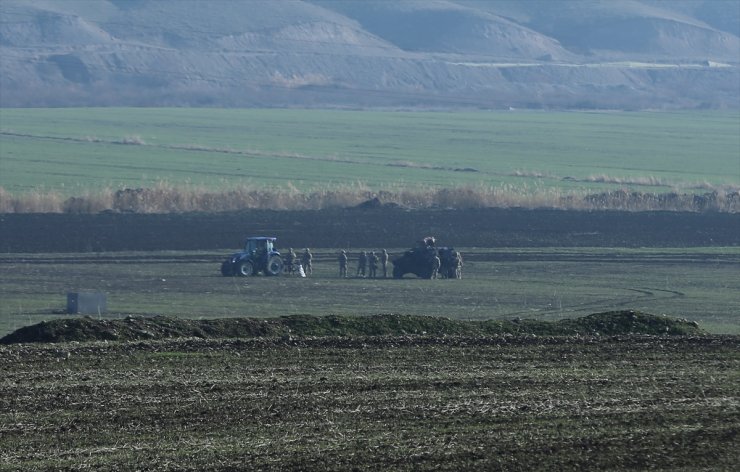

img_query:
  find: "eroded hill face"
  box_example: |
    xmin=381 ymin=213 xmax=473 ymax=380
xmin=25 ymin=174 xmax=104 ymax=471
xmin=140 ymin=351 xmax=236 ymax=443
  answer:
xmin=1 ymin=0 xmax=738 ymax=108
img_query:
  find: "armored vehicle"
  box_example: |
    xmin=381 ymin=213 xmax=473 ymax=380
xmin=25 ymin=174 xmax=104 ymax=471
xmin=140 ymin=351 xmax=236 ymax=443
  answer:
xmin=392 ymin=237 xmax=457 ymax=279
xmin=221 ymin=237 xmax=284 ymax=276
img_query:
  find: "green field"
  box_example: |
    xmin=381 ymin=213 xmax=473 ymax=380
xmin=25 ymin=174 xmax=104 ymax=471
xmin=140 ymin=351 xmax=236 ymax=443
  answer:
xmin=1 ymin=108 xmax=738 ymax=195
xmin=2 ymin=247 xmax=738 ymax=337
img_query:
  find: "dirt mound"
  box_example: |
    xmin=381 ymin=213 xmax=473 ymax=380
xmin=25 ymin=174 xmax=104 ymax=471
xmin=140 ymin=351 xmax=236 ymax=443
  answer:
xmin=354 ymin=197 xmax=402 ymax=210
xmin=0 ymin=316 xmax=279 ymax=345
xmin=550 ymin=310 xmax=704 ymax=336
xmin=0 ymin=311 xmax=704 ymax=345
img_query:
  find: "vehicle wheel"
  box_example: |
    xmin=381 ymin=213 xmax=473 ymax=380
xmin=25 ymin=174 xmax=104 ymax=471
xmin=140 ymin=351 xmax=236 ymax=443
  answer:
xmin=237 ymin=260 xmax=255 ymax=276
xmin=265 ymin=255 xmax=284 ymax=276
xmin=221 ymin=260 xmax=234 ymax=276
xmin=392 ymin=265 xmax=403 ymax=279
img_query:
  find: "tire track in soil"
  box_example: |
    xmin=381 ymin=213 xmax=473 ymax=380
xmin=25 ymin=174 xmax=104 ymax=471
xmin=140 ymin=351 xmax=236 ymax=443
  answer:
xmin=0 ymin=254 xmax=222 ymax=264
xmin=1 ymin=251 xmax=737 ymax=266
xmin=0 ymin=131 xmax=480 ymax=174
xmin=506 ymin=287 xmax=686 ymax=318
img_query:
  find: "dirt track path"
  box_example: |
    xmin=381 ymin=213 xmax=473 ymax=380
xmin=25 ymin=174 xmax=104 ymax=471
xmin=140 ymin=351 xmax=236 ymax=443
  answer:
xmin=505 ymin=286 xmax=687 ymax=318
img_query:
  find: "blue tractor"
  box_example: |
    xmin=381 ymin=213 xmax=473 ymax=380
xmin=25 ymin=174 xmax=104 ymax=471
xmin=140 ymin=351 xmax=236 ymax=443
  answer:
xmin=221 ymin=237 xmax=284 ymax=276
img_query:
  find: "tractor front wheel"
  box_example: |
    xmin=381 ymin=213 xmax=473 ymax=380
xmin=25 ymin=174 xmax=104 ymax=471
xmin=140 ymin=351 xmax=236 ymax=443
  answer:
xmin=237 ymin=260 xmax=255 ymax=276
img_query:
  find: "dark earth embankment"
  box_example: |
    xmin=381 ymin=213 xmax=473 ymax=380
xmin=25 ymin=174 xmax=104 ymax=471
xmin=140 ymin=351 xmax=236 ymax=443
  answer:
xmin=0 ymin=311 xmax=704 ymax=344
xmin=1 ymin=208 xmax=738 ymax=252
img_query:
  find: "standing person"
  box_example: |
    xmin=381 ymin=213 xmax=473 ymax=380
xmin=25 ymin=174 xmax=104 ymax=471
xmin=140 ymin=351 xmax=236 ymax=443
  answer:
xmin=431 ymin=253 xmax=441 ymax=279
xmin=356 ymin=251 xmax=367 ymax=278
xmin=368 ymin=251 xmax=379 ymax=278
xmin=338 ymin=250 xmax=348 ymax=278
xmin=454 ymin=251 xmax=464 ymax=279
xmin=285 ymin=248 xmax=296 ymax=274
xmin=302 ymin=248 xmax=313 ymax=276
xmin=380 ymin=249 xmax=389 ymax=278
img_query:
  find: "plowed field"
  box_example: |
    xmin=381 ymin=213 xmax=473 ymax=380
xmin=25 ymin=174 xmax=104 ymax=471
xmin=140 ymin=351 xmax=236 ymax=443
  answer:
xmin=1 ymin=335 xmax=738 ymax=471
xmin=2 ymin=207 xmax=738 ymax=252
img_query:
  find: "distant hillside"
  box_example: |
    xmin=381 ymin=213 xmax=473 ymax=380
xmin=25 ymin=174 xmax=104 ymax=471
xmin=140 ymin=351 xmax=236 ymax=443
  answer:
xmin=1 ymin=0 xmax=738 ymax=109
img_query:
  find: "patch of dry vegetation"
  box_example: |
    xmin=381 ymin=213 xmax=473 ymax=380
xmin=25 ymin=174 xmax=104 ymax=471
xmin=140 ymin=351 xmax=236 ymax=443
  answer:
xmin=1 ymin=183 xmax=738 ymax=214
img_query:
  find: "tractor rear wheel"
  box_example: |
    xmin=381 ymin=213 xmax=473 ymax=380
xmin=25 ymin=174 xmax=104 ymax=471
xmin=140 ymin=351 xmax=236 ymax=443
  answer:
xmin=237 ymin=260 xmax=255 ymax=276
xmin=265 ymin=255 xmax=284 ymax=276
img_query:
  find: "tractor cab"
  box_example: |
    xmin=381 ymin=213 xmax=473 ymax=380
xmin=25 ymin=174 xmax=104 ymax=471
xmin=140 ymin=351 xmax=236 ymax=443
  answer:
xmin=244 ymin=237 xmax=275 ymax=255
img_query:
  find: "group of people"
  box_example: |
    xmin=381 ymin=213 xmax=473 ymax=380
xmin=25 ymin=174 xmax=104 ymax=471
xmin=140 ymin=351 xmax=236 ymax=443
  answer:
xmin=283 ymin=248 xmax=313 ymax=276
xmin=438 ymin=250 xmax=464 ymax=279
xmin=338 ymin=249 xmax=390 ymax=278
xmin=283 ymin=247 xmax=463 ymax=279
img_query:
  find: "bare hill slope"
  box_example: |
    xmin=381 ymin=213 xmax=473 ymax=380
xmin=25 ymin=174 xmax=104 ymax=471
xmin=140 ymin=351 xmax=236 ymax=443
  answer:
xmin=1 ymin=0 xmax=738 ymax=108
